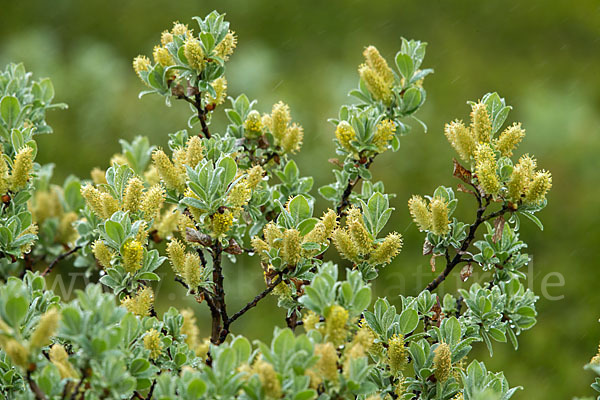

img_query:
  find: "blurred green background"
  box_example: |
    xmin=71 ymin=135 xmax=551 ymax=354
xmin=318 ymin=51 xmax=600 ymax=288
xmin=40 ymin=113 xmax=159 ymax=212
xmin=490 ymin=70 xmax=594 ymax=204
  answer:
xmin=1 ymin=1 xmax=599 ymax=398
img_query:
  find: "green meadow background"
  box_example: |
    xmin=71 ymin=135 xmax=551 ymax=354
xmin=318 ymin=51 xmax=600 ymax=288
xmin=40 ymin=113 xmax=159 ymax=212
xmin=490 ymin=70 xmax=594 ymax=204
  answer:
xmin=1 ymin=1 xmax=599 ymax=398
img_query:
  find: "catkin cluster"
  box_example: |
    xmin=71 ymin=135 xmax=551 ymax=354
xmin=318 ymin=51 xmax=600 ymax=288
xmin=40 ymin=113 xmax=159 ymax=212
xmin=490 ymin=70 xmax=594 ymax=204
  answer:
xmin=408 ymin=195 xmax=451 ymax=236
xmin=260 ymin=102 xmax=304 ymax=154
xmin=332 ymin=206 xmax=402 ymax=265
xmin=358 ymin=46 xmax=395 ymax=104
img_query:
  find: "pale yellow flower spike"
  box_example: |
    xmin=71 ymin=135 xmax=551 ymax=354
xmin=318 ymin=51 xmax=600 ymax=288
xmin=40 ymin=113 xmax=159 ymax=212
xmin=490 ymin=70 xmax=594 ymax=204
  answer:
xmin=141 ymin=184 xmax=166 ymax=220
xmin=160 ymin=30 xmax=173 ymax=46
xmin=207 ymin=77 xmax=228 ymax=106
xmin=90 ymin=167 xmax=107 ymax=185
xmin=244 ymin=110 xmax=263 ymax=139
xmin=49 ymin=344 xmax=79 ymax=379
xmin=10 ymin=146 xmax=34 ymax=191
xmin=143 ymin=329 xmax=163 ymax=360
xmin=470 ymin=102 xmax=492 ymax=144
xmin=251 ymin=237 xmax=270 ymax=263
xmin=121 ymin=287 xmax=154 ymax=317
xmin=100 ymin=192 xmax=119 ymax=219
xmin=181 ymin=309 xmax=202 ymax=354
xmin=0 ymin=148 xmax=9 ymax=194
xmin=152 ymin=149 xmax=186 ymax=192
xmin=430 ymin=198 xmax=450 ymax=236
xmin=444 ymin=120 xmax=477 ymax=162
xmin=314 ymin=342 xmax=339 ymax=382
xmin=325 ymin=304 xmax=349 ymax=346
xmin=433 ymin=343 xmax=452 ymax=383
xmin=474 ymin=143 xmax=500 ymax=196
xmin=358 ymin=64 xmax=393 ymax=104
xmin=210 ymin=210 xmax=233 ymax=237
xmin=253 ymin=359 xmax=282 ymax=399
xmin=30 ymin=308 xmax=60 ymax=349
xmin=132 ymin=55 xmax=151 ymax=79
xmin=335 ymin=121 xmax=357 ymax=153
xmin=153 ymin=45 xmax=173 ymax=68
xmin=387 ymin=334 xmax=408 ymax=375
xmin=281 ymin=228 xmax=302 ymax=266
xmin=347 ymin=207 xmax=373 ymax=254
xmin=332 ymin=228 xmax=359 ymax=263
xmin=183 ymin=37 xmax=205 ymax=71
xmin=185 ymin=136 xmax=204 ymax=168
xmin=270 ymin=101 xmax=291 ymax=142
xmin=122 ymin=177 xmax=144 ymax=213
xmin=183 ymin=252 xmax=202 ymax=289
xmin=363 ymin=46 xmax=395 ymax=87
xmin=495 ymin=122 xmax=525 ymax=157
xmin=92 ymin=240 xmax=114 ymax=269
xmin=263 ymin=222 xmax=283 ymax=248
xmin=246 ymin=165 xmax=264 ymax=189
xmin=373 ymin=119 xmax=396 ymax=153
xmin=525 ymin=170 xmax=552 ymax=205
xmin=171 ymin=22 xmax=192 ymax=36
xmin=122 ymin=240 xmax=144 ymax=273
xmin=166 ymin=239 xmax=186 ymax=275
xmin=281 ymin=123 xmax=304 ymax=154
xmin=370 ymin=232 xmax=403 ymax=265
xmin=214 ymin=30 xmax=237 ymax=61
xmin=81 ymin=185 xmax=105 ymax=218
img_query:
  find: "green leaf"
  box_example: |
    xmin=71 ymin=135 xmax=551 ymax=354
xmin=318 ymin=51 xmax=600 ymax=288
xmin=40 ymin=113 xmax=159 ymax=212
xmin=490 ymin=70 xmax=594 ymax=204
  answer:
xmin=402 ymin=87 xmax=422 ymax=113
xmin=4 ymin=296 xmax=28 ymax=327
xmin=0 ymin=96 xmax=20 ymax=129
xmin=488 ymin=327 xmax=507 ymax=343
xmin=130 ymin=358 xmax=150 ymax=376
xmin=288 ymin=195 xmax=312 ymax=224
xmin=399 ymin=308 xmax=419 ymax=335
xmin=395 ymin=53 xmax=414 ymax=82
xmin=105 ymin=220 xmax=125 ymax=245
xmin=186 ymin=378 xmax=206 ymax=398
xmin=218 ymin=156 xmax=237 ymax=186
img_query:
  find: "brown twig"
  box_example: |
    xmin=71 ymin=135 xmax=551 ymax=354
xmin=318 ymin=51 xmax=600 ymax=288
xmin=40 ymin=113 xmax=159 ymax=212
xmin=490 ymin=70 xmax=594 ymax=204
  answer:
xmin=425 ymin=204 xmax=509 ymax=292
xmin=26 ymin=370 xmax=47 ymax=400
xmin=41 ymin=246 xmax=81 ymax=277
xmin=335 ymin=157 xmax=375 ymax=216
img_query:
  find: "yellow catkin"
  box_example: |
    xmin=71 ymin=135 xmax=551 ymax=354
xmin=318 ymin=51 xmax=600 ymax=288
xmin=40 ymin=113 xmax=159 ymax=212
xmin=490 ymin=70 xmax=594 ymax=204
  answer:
xmin=590 ymin=343 xmax=600 ymax=365
xmin=346 ymin=207 xmax=373 ymax=254
xmin=227 ymin=180 xmax=251 ymax=208
xmin=181 ymin=309 xmax=201 ymax=354
xmin=141 ymin=184 xmax=166 ymax=220
xmin=178 ymin=213 xmax=197 ymax=244
xmin=207 ymin=76 xmax=228 ymax=106
xmin=270 ymin=101 xmax=291 ymax=142
xmin=303 ymin=222 xmax=327 ymax=246
xmin=160 ymin=30 xmax=173 ymax=46
xmin=358 ymin=64 xmax=393 ymax=104
xmin=153 ymin=45 xmax=173 ymax=67
xmin=370 ymin=232 xmax=403 ymax=265
xmin=171 ymin=22 xmax=192 ymax=36
xmin=185 ymin=136 xmax=204 ymax=168
xmin=325 ymin=305 xmax=349 ymax=346
xmin=92 ymin=240 xmax=114 ymax=269
xmin=244 ymin=110 xmax=263 ymax=139
xmin=144 ymin=165 xmax=161 ymax=186
xmin=210 ymin=210 xmax=233 ymax=237
xmin=121 ymin=287 xmax=154 ymax=317
xmin=253 ymin=359 xmax=281 ymax=398
xmin=474 ymin=143 xmax=500 ymax=196
xmin=30 ymin=308 xmax=60 ymax=348
xmin=122 ymin=177 xmax=144 ymax=213
xmin=10 ymin=146 xmax=34 ymax=191
xmin=281 ymin=229 xmax=302 ymax=266
xmin=183 ymin=252 xmax=202 ymax=289
xmin=100 ymin=192 xmax=119 ymax=219
xmin=152 ymin=149 xmax=185 ymax=192
xmin=136 ymin=220 xmax=149 ymax=245
xmin=495 ymin=123 xmax=525 ymax=157
xmin=0 ymin=149 xmax=9 ymax=194
xmin=90 ymin=167 xmax=107 ymax=185
xmin=49 ymin=344 xmax=78 ymax=379
xmin=373 ymin=119 xmax=396 ymax=152
xmin=57 ymin=211 xmax=79 ymax=244
xmin=4 ymin=339 xmax=29 ymax=368
xmin=433 ymin=342 xmax=452 ymax=383
xmin=335 ymin=121 xmax=356 ymax=153
xmin=183 ymin=37 xmax=205 ymax=70
xmin=506 ymin=163 xmax=528 ymax=202
xmin=122 ymin=240 xmax=144 ymax=273
xmin=246 ymin=165 xmax=264 ymax=189
xmin=143 ymin=329 xmax=163 ymax=360
xmin=31 ymin=190 xmax=61 ymax=224
xmin=214 ymin=30 xmax=237 ymax=61
xmin=430 ymin=198 xmax=450 ymax=236
xmin=264 ymin=222 xmax=283 ymax=248
xmin=444 ymin=120 xmax=477 ymax=162
xmin=314 ymin=342 xmax=339 ymax=382
xmin=363 ymin=46 xmax=395 ymax=87
xmin=167 ymin=239 xmax=186 ymax=274
xmin=517 ymin=154 xmax=536 ymax=180
xmin=132 ymin=55 xmax=151 ymax=79
xmin=387 ymin=334 xmax=407 ymax=375
xmin=302 ymin=311 xmax=320 ymax=333
xmin=111 ymin=153 xmax=129 ymax=167
xmin=470 ymin=102 xmax=492 ymax=144
xmin=332 ymin=228 xmax=359 ymax=263
xmin=408 ymin=195 xmax=431 ymax=231
xmin=251 ymin=237 xmax=270 ymax=263
xmin=524 ymin=170 xmax=552 ymax=205
xmin=321 ymin=209 xmax=338 ymax=236
xmin=281 ymin=123 xmax=303 ymax=154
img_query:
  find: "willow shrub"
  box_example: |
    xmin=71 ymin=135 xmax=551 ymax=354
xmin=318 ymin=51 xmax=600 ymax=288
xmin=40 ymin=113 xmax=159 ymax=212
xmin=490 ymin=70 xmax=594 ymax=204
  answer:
xmin=3 ymin=10 xmax=589 ymax=400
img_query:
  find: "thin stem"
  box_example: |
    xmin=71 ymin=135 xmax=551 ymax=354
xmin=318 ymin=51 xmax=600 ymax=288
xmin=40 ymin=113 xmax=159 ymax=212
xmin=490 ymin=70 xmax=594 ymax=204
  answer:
xmin=42 ymin=246 xmax=81 ymax=277
xmin=225 ymin=274 xmax=284 ymax=330
xmin=335 ymin=157 xmax=375 ymax=216
xmin=425 ymin=204 xmax=509 ymax=292
xmin=26 ymin=370 xmax=47 ymax=400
